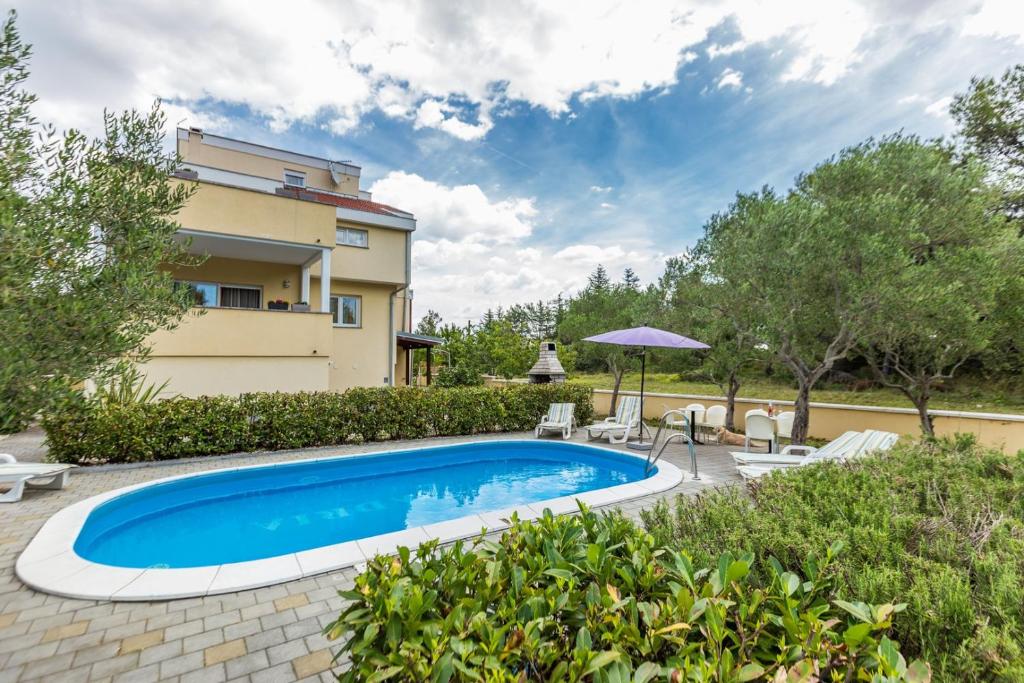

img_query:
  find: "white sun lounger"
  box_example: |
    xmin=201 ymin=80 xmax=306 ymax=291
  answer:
xmin=731 ymin=430 xmax=865 ymax=467
xmin=0 ymin=454 xmax=77 ymax=503
xmin=535 ymin=402 xmax=577 ymax=440
xmin=736 ymin=430 xmax=898 ymax=480
xmin=585 ymin=395 xmax=643 ymax=445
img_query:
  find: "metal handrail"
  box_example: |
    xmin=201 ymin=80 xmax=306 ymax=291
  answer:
xmin=644 ymin=409 xmax=699 ymax=479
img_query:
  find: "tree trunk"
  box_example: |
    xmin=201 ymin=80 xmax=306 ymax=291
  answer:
xmin=791 ymin=381 xmax=812 ymax=444
xmin=914 ymin=398 xmax=934 ymax=437
xmin=609 ymin=369 xmax=624 ymax=415
xmin=725 ymin=373 xmax=740 ymax=430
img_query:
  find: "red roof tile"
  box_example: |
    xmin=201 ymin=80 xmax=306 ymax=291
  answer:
xmin=277 ymin=187 xmax=410 ymax=218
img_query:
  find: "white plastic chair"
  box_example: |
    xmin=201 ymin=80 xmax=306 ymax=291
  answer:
xmin=743 ymin=410 xmax=775 ymax=453
xmin=775 ymin=411 xmax=795 ymax=445
xmin=683 ymin=403 xmax=706 ymax=439
xmin=703 ymin=405 xmax=727 ymax=441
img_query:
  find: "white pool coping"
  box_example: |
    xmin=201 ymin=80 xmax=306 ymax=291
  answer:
xmin=16 ymin=439 xmax=685 ymax=601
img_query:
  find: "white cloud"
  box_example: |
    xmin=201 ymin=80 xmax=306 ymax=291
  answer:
xmin=589 ymin=185 xmax=613 ymax=193
xmin=924 ymin=96 xmax=952 ymax=118
xmin=599 ymin=202 xmax=616 ymax=210
xmin=17 ymin=0 xmax=1009 ymax=141
xmin=370 ymin=171 xmax=535 ymax=244
xmin=716 ymin=68 xmax=744 ymax=89
xmin=369 ymin=173 xmax=664 ymax=322
xmin=962 ymin=0 xmax=1024 ymax=45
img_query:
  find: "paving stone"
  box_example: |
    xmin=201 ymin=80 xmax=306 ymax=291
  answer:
xmin=91 ymin=652 xmax=141 ymax=679
xmin=112 ymin=663 xmax=160 ymax=683
xmin=165 ymin=619 xmax=205 ymax=641
xmin=273 ymin=594 xmax=309 ymax=612
xmin=291 ymin=650 xmax=333 ymax=679
xmin=70 ymin=640 xmax=119 ymax=667
xmin=267 ymin=638 xmax=308 ymax=666
xmin=42 ymin=620 xmax=91 ymax=642
xmin=243 ymin=627 xmax=286 ymax=653
xmin=159 ymin=651 xmax=206 ymax=678
xmin=225 ymin=650 xmax=270 ymax=679
xmin=180 ymin=663 xmax=227 ymax=683
xmin=258 ymin=609 xmax=297 ymax=630
xmin=223 ymin=618 xmax=262 ymax=641
xmin=283 ymin=617 xmax=322 ymax=641
xmin=20 ymin=651 xmax=76 ymax=679
xmin=204 ymin=638 xmax=247 ymax=666
xmin=118 ymin=628 xmax=165 ymax=654
xmin=250 ymin=662 xmax=296 ymax=683
xmin=138 ymin=638 xmax=183 ymax=666
xmin=183 ymin=629 xmax=225 ymax=654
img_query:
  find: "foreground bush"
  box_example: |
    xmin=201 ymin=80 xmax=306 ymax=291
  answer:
xmin=43 ymin=383 xmax=593 ymax=464
xmin=326 ymin=506 xmax=928 ymax=682
xmin=641 ymin=437 xmax=1024 ymax=682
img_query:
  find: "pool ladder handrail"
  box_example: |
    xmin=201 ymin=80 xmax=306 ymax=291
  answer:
xmin=644 ymin=409 xmax=699 ymax=479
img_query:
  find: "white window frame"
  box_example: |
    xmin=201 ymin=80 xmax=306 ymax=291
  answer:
xmin=176 ymin=280 xmax=263 ymax=310
xmin=335 ymin=227 xmax=369 ymax=248
xmin=330 ymin=295 xmax=362 ymax=328
xmin=283 ymin=170 xmax=306 ymax=188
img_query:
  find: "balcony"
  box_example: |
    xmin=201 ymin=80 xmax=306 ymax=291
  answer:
xmin=148 ymin=307 xmax=333 ymax=358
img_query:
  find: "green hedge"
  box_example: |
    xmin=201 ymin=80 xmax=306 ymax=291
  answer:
xmin=326 ymin=506 xmax=929 ymax=682
xmin=43 ymin=384 xmax=594 ymax=464
xmin=640 ymin=437 xmax=1024 ymax=682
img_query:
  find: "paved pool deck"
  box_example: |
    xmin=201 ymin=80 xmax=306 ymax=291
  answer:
xmin=0 ymin=432 xmax=745 ymax=683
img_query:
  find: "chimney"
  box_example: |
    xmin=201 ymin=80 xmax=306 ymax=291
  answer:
xmin=527 ymin=341 xmax=566 ymax=384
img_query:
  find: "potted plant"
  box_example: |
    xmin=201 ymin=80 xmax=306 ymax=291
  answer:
xmin=268 ymin=298 xmax=289 ymax=311
xmin=292 ymin=301 xmax=310 ymax=312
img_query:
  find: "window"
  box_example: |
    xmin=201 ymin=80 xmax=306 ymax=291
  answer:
xmin=184 ymin=281 xmax=218 ymax=307
xmin=175 ymin=281 xmax=261 ymax=309
xmin=330 ymin=295 xmax=361 ymax=327
xmin=283 ymin=170 xmax=306 ymax=188
xmin=218 ymin=285 xmax=261 ymax=309
xmin=335 ymin=227 xmax=368 ymax=248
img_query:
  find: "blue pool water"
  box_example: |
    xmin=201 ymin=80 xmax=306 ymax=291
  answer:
xmin=74 ymin=441 xmax=651 ymax=568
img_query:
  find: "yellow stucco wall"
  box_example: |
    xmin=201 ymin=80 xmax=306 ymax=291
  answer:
xmin=176 ymin=181 xmax=336 ymax=246
xmin=141 ymin=357 xmax=331 ymax=397
xmin=165 ymin=256 xmax=302 ymax=307
xmin=178 ymin=132 xmax=360 ymax=196
xmin=589 ymin=390 xmax=1024 ymax=454
xmin=148 ymin=307 xmax=333 ymax=358
xmin=308 ymin=279 xmax=400 ymax=389
xmin=301 ymin=224 xmax=408 ymax=285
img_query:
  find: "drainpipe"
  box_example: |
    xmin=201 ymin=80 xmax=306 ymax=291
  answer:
xmin=386 ymin=231 xmax=414 ymax=386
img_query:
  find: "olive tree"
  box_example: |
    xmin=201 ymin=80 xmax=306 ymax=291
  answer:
xmin=0 ymin=12 xmax=198 ymax=432
xmin=951 ymin=64 xmax=1024 ymax=233
xmin=694 ymin=188 xmax=873 ymax=443
xmin=846 ymin=140 xmax=1016 ymax=435
xmin=659 ymin=255 xmax=763 ymax=429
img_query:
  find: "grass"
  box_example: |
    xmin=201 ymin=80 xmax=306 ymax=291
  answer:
xmin=568 ymin=372 xmax=1024 ymax=415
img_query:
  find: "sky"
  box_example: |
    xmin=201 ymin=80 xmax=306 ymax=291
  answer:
xmin=11 ymin=0 xmax=1024 ymax=324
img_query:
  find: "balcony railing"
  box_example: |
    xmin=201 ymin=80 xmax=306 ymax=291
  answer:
xmin=148 ymin=307 xmax=333 ymax=358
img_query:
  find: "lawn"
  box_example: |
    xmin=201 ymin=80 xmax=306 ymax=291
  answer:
xmin=568 ymin=372 xmax=1024 ymax=415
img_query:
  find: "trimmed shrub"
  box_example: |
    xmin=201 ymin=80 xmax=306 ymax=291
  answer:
xmin=640 ymin=437 xmax=1024 ymax=682
xmin=325 ymin=506 xmax=929 ymax=682
xmin=43 ymin=383 xmax=594 ymax=464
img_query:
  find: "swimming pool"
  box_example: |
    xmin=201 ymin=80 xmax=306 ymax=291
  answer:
xmin=17 ymin=440 xmax=682 ymax=600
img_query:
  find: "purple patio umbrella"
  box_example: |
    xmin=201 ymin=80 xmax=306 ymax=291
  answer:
xmin=584 ymin=325 xmax=709 ymax=447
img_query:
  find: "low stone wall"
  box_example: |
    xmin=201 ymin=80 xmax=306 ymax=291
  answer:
xmin=482 ymin=377 xmax=1024 ymax=452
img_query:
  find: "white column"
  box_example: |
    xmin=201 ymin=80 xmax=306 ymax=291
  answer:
xmin=300 ymin=263 xmax=311 ymax=306
xmin=319 ymin=248 xmax=331 ymax=314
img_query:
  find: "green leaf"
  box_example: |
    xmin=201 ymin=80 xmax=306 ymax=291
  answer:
xmin=633 ymin=662 xmax=661 ymax=683
xmin=737 ymin=663 xmax=765 ymax=682
xmin=583 ymin=651 xmax=622 ymax=676
xmin=366 ymin=665 xmax=404 ymax=683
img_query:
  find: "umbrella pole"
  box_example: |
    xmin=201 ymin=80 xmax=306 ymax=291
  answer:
xmin=638 ymin=346 xmax=646 ymax=443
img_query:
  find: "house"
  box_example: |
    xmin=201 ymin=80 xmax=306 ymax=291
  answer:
xmin=140 ymin=128 xmax=439 ymax=396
